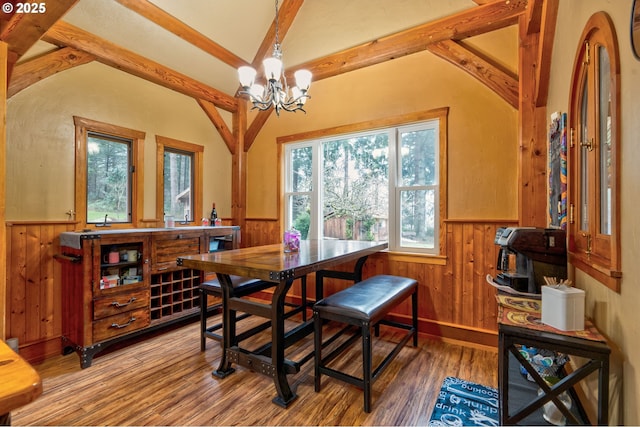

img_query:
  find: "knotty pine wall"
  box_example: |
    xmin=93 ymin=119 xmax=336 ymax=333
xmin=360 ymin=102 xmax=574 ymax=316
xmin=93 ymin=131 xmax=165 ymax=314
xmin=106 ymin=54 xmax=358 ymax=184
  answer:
xmin=5 ymin=218 xmax=515 ymax=363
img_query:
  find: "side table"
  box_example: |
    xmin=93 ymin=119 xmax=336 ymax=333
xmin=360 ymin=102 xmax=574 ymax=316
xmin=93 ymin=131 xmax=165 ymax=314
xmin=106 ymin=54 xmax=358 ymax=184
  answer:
xmin=496 ymin=295 xmax=610 ymax=425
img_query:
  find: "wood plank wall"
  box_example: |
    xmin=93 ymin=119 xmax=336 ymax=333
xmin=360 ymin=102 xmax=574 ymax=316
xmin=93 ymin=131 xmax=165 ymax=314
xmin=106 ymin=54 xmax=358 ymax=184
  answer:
xmin=4 ymin=218 xmax=515 ymax=363
xmin=5 ymin=221 xmax=76 ymax=362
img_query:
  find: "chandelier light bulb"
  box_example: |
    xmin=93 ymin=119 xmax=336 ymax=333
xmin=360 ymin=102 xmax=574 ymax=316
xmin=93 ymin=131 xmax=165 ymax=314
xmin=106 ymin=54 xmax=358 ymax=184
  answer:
xmin=238 ymin=66 xmax=257 ymax=89
xmin=294 ymin=69 xmax=312 ymax=92
xmin=263 ymin=57 xmax=283 ymax=81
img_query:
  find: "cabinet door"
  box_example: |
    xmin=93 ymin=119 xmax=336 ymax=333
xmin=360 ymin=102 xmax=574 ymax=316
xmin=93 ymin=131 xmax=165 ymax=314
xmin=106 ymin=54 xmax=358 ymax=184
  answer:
xmin=94 ymin=236 xmax=149 ymax=296
xmin=151 ymin=231 xmax=203 ymax=272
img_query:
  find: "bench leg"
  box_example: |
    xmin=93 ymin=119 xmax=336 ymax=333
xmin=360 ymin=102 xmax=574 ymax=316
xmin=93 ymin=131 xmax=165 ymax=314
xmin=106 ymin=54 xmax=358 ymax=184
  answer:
xmin=314 ymin=309 xmax=322 ymax=392
xmin=363 ymin=321 xmax=372 ymax=413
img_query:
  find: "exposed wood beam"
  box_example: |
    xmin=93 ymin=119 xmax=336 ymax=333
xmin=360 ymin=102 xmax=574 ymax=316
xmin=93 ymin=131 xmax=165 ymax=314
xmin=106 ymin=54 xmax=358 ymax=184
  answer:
xmin=244 ymin=109 xmax=272 ymax=151
xmin=251 ymin=0 xmax=305 ymax=68
xmin=8 ymin=47 xmax=94 ymax=98
xmin=0 ymin=0 xmax=78 ymax=62
xmin=197 ymin=99 xmax=235 ymax=154
xmin=245 ymin=0 xmax=525 ymax=142
xmin=115 ymin=0 xmax=249 ymax=69
xmin=525 ymin=0 xmax=545 ymax=35
xmin=43 ymin=21 xmax=238 ymax=112
xmin=518 ymin=13 xmax=547 ymax=227
xmin=534 ymin=0 xmax=559 ymax=107
xmin=232 ymin=101 xmax=248 ymax=233
xmin=287 ymin=0 xmax=526 ymax=83
xmin=426 ymin=40 xmax=519 ymax=109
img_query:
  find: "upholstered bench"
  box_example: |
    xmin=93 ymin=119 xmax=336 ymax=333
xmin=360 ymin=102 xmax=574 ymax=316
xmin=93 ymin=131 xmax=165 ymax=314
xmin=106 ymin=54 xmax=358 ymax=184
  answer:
xmin=313 ymin=274 xmax=418 ymax=412
xmin=199 ymin=276 xmax=276 ymax=351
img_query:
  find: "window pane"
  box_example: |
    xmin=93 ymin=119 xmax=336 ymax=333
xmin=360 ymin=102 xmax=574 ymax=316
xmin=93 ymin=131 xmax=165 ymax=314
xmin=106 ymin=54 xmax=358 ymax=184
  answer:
xmin=289 ymin=194 xmax=311 ymax=239
xmin=164 ymin=150 xmax=193 ymax=221
xmin=322 ymin=133 xmax=388 ymax=241
xmin=579 ymin=76 xmax=589 ymax=231
xmin=598 ymin=46 xmax=612 ymax=235
xmin=87 ymin=133 xmax=130 ymax=223
xmin=400 ymin=128 xmax=437 ymax=186
xmin=400 ymin=189 xmax=435 ymax=249
xmin=291 ymin=146 xmax=312 ymax=192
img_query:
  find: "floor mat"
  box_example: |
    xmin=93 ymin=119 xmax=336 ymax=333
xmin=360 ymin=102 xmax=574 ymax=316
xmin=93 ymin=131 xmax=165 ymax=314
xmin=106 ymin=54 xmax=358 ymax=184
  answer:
xmin=428 ymin=376 xmax=499 ymax=426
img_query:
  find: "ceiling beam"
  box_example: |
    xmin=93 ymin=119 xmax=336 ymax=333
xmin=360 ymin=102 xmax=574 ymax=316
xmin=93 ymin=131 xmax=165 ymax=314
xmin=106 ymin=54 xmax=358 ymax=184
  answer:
xmin=533 ymin=0 xmax=559 ymax=107
xmin=197 ymin=99 xmax=236 ymax=154
xmin=426 ymin=40 xmax=519 ymax=109
xmin=43 ymin=21 xmax=238 ymax=112
xmin=245 ymin=0 xmax=526 ymax=145
xmin=251 ymin=0 xmax=305 ymax=69
xmin=286 ymin=0 xmax=526 ymax=83
xmin=115 ymin=0 xmax=249 ymax=69
xmin=8 ymin=47 xmax=94 ymax=98
xmin=0 ymin=0 xmax=79 ymax=77
xmin=0 ymin=0 xmax=78 ymax=56
xmin=245 ymin=110 xmax=273 ymax=151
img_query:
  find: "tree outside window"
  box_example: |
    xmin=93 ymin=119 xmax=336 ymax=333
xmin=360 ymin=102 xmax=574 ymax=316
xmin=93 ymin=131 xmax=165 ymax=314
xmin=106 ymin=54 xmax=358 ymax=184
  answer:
xmin=86 ymin=133 xmax=132 ymax=223
xmin=283 ymin=109 xmax=447 ymax=254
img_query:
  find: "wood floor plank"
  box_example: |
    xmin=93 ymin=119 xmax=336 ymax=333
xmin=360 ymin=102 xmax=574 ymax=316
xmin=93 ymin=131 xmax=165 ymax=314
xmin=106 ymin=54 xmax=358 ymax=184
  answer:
xmin=11 ymin=316 xmax=498 ymax=425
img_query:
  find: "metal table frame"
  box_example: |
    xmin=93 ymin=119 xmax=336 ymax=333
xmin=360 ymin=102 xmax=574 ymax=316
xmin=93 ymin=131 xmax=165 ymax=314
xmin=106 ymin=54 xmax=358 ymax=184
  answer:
xmin=178 ymin=239 xmax=388 ymax=407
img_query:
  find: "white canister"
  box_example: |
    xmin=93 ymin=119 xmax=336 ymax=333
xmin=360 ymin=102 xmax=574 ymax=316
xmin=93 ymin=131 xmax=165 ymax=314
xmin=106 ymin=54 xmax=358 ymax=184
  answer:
xmin=127 ymin=250 xmax=138 ymax=262
xmin=165 ymin=215 xmax=175 ymax=228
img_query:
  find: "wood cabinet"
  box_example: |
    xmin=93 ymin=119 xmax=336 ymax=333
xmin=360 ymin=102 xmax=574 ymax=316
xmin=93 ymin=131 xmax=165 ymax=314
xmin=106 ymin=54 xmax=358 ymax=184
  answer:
xmin=57 ymin=226 xmax=239 ymax=368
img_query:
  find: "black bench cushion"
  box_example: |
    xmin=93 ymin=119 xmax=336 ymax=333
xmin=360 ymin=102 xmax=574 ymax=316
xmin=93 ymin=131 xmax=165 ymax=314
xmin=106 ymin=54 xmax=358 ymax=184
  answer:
xmin=200 ymin=275 xmax=275 ymax=298
xmin=314 ymin=275 xmax=417 ymax=324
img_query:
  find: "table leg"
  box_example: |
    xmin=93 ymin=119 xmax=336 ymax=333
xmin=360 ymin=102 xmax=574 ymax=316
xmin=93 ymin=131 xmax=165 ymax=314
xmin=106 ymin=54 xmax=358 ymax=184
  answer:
xmin=498 ymin=330 xmax=509 ymax=424
xmin=598 ymin=357 xmax=609 ymax=425
xmin=213 ymin=273 xmax=236 ymax=378
xmin=271 ymin=278 xmax=297 ymax=407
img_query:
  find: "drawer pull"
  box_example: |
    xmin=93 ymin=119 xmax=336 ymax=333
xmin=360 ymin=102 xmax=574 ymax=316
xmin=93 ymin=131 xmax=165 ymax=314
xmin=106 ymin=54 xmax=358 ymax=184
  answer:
xmin=111 ymin=317 xmax=136 ymax=329
xmin=111 ymin=297 xmax=136 ymax=308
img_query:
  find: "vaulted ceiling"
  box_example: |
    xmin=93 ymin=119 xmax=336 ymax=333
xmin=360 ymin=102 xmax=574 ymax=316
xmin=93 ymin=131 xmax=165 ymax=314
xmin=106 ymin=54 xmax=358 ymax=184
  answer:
xmin=1 ymin=0 xmax=556 ymax=147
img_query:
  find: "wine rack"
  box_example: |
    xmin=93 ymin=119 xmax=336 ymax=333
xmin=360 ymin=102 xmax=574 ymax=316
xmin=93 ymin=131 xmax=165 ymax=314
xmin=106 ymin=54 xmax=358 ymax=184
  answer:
xmin=150 ymin=268 xmax=202 ymax=322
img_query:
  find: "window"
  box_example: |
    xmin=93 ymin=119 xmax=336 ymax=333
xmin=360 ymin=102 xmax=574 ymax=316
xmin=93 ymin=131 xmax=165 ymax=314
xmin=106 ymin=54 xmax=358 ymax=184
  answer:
xmin=155 ymin=136 xmax=203 ymax=225
xmin=282 ymin=108 xmax=447 ymax=254
xmin=568 ymin=12 xmax=621 ymax=291
xmin=74 ymin=117 xmax=145 ymax=227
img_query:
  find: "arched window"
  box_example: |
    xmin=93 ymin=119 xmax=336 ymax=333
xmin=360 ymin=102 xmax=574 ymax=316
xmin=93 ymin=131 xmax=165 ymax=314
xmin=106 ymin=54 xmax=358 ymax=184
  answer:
xmin=568 ymin=12 xmax=621 ymax=291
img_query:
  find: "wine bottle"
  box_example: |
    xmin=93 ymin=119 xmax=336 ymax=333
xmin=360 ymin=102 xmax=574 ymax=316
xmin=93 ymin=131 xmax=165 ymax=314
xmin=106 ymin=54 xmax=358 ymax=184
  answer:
xmin=209 ymin=203 xmax=217 ymax=226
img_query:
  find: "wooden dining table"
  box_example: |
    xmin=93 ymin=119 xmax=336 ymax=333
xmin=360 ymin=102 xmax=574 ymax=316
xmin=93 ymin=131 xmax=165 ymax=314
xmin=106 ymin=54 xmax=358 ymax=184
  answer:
xmin=0 ymin=340 xmax=42 ymax=425
xmin=177 ymin=239 xmax=388 ymax=407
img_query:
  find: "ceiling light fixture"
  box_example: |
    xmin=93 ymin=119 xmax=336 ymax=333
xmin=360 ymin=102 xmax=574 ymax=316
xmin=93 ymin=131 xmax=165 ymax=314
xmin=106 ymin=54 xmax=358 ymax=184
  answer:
xmin=238 ymin=0 xmax=311 ymax=116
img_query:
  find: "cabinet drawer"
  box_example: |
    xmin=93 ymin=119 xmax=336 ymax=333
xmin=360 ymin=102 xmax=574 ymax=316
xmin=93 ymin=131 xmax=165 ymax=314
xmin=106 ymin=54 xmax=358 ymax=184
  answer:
xmin=93 ymin=308 xmax=150 ymax=343
xmin=93 ymin=289 xmax=150 ymax=320
xmin=153 ymin=235 xmax=202 ymax=270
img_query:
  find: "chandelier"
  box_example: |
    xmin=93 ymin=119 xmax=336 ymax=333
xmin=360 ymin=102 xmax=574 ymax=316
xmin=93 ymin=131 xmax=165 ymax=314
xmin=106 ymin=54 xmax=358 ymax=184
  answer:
xmin=237 ymin=0 xmax=312 ymax=116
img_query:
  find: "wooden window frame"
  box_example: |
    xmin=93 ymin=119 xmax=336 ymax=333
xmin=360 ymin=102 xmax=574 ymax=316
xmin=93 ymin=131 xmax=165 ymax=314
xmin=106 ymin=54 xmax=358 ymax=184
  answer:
xmin=74 ymin=116 xmax=145 ymax=228
xmin=155 ymin=135 xmax=203 ymax=225
xmin=567 ymin=12 xmax=621 ymax=291
xmin=278 ymin=107 xmax=448 ymax=257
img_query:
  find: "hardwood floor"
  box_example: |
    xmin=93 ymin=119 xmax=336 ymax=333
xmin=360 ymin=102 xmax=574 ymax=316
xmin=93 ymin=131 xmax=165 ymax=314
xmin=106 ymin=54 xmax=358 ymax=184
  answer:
xmin=11 ymin=314 xmax=498 ymax=426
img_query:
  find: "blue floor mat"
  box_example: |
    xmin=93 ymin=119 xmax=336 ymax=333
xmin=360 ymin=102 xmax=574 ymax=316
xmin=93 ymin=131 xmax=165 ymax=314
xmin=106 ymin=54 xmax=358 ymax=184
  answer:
xmin=428 ymin=376 xmax=499 ymax=426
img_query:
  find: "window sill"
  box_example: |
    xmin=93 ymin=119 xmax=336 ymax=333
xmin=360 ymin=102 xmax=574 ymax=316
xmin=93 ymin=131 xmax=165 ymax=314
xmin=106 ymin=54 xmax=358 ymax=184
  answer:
xmin=385 ymin=251 xmax=447 ymax=265
xmin=569 ymin=252 xmax=621 ymax=292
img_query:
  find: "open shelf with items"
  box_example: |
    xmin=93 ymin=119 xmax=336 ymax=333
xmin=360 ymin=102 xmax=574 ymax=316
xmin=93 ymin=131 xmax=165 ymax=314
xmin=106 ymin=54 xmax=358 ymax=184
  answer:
xmin=58 ymin=226 xmax=240 ymax=368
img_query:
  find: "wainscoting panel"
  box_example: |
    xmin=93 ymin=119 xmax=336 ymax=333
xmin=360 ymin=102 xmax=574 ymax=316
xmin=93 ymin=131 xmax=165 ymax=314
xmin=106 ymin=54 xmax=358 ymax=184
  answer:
xmin=4 ymin=219 xmax=515 ymax=363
